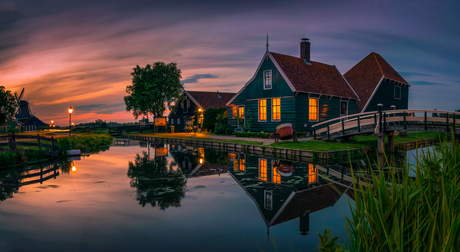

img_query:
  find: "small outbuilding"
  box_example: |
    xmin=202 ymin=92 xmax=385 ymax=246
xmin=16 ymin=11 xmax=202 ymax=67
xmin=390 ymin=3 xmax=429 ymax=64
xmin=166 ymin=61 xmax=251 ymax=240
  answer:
xmin=344 ymin=52 xmax=410 ymax=113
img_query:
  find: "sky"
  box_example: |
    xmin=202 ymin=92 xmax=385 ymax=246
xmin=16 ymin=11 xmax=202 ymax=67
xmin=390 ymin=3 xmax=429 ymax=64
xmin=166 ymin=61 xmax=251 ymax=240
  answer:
xmin=0 ymin=0 xmax=459 ymax=125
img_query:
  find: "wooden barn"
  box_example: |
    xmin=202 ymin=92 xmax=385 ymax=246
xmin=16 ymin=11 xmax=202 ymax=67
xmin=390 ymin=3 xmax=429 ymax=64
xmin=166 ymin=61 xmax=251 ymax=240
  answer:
xmin=344 ymin=52 xmax=410 ymax=113
xmin=226 ymin=39 xmax=359 ymax=132
xmin=168 ymin=90 xmax=235 ymax=132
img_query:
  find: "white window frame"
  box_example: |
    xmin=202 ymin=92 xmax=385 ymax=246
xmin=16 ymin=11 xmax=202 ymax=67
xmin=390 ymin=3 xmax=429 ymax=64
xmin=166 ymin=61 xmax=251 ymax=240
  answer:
xmin=263 ymin=70 xmax=272 ymax=90
xmin=271 ymin=98 xmax=281 ymax=122
xmin=308 ymin=98 xmax=319 ymax=122
xmin=264 ymin=190 xmax=273 ymax=210
xmin=394 ymin=86 xmax=401 ymax=100
xmin=170 ymin=118 xmax=174 ymax=125
xmin=258 ymin=99 xmax=267 ymax=122
xmin=183 ymin=99 xmax=188 ymax=113
xmin=177 ymin=118 xmax=180 ymax=125
xmin=187 ymin=99 xmax=190 ymax=108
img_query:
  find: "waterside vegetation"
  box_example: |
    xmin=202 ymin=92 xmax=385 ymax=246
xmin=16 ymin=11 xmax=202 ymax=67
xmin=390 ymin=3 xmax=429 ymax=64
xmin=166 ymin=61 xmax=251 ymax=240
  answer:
xmin=318 ymin=137 xmax=460 ymax=251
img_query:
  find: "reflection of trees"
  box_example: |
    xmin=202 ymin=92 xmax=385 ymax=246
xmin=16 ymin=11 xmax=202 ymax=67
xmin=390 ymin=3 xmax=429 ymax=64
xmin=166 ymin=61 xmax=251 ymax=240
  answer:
xmin=127 ymin=151 xmax=187 ymax=210
xmin=0 ymin=168 xmax=24 ymax=203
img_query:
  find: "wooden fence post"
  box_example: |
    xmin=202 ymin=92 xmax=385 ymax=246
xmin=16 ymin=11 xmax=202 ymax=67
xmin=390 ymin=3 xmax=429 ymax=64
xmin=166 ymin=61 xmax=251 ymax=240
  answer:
xmin=404 ymin=112 xmax=407 ymax=130
xmin=37 ymin=134 xmax=42 ymax=152
xmin=357 ymin=115 xmax=361 ymax=132
xmin=424 ymin=111 xmax=427 ymax=131
xmin=446 ymin=113 xmax=450 ymax=132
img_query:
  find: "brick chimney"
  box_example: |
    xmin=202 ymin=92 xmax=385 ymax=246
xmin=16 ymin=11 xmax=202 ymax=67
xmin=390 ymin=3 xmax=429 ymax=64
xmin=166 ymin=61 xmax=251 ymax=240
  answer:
xmin=300 ymin=38 xmax=310 ymax=63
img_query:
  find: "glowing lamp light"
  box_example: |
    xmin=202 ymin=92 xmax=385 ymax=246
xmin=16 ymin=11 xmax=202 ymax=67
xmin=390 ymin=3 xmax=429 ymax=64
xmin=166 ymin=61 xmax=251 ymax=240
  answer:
xmin=198 ymin=108 xmax=202 ymax=112
xmin=71 ymin=122 xmax=75 ymax=126
xmin=51 ymin=120 xmax=54 ymax=124
xmin=199 ymin=158 xmax=203 ymax=164
xmin=68 ymin=107 xmax=73 ymax=114
xmin=72 ymin=166 xmax=77 ymax=173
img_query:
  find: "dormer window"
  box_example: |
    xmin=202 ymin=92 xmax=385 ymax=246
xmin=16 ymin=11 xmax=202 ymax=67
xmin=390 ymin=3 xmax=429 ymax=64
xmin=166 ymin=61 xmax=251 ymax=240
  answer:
xmin=263 ymin=70 xmax=272 ymax=90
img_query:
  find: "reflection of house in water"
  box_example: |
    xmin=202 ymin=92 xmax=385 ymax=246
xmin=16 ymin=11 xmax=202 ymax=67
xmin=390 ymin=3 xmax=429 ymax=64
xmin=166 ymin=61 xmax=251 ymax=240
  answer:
xmin=228 ymin=153 xmax=350 ymax=235
xmin=169 ymin=145 xmax=228 ymax=178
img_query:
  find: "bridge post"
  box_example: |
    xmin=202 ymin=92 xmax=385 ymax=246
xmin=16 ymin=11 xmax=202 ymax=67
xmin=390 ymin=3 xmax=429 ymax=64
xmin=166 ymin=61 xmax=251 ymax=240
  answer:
xmin=388 ymin=131 xmax=395 ymax=152
xmin=454 ymin=115 xmax=456 ymax=132
xmin=403 ymin=112 xmax=407 ymax=130
xmin=357 ymin=115 xmax=361 ymax=132
xmin=383 ymin=113 xmax=387 ymax=132
xmin=342 ymin=120 xmax=345 ymax=135
xmin=446 ymin=113 xmax=450 ymax=132
xmin=375 ymin=132 xmax=386 ymax=154
xmin=425 ymin=111 xmax=427 ymax=131
xmin=313 ymin=128 xmax=316 ymax=139
xmin=327 ymin=125 xmax=330 ymax=139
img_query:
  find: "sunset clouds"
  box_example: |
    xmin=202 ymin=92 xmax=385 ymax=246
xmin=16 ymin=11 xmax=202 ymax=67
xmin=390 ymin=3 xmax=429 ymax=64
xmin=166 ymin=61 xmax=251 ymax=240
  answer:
xmin=0 ymin=0 xmax=459 ymax=125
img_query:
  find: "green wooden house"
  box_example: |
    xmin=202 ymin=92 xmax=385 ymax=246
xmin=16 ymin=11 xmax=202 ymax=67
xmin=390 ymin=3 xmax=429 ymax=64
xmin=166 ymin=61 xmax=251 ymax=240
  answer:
xmin=344 ymin=52 xmax=410 ymax=113
xmin=226 ymin=39 xmax=359 ymax=132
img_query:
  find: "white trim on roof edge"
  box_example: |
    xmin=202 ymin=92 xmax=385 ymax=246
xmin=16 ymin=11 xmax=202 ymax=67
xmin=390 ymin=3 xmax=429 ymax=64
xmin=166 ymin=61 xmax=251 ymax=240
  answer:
xmin=334 ymin=65 xmax=360 ymax=101
xmin=226 ymin=51 xmax=297 ymax=106
xmin=184 ymin=90 xmax=204 ymax=110
xmin=361 ymin=76 xmax=384 ymax=113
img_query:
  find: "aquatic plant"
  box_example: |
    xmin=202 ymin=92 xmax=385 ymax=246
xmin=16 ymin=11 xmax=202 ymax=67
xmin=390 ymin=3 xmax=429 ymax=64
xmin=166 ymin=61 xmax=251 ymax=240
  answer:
xmin=318 ymin=137 xmax=460 ymax=251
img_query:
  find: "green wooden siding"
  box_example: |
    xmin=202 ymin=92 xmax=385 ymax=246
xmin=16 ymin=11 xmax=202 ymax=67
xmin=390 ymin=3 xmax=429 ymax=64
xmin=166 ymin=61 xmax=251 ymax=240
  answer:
xmin=365 ymin=80 xmax=409 ymax=112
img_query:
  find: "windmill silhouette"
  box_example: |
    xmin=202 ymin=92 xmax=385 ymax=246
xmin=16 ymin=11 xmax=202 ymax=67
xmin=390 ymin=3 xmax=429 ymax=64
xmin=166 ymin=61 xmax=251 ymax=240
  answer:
xmin=14 ymin=88 xmax=33 ymax=121
xmin=13 ymin=88 xmax=46 ymax=129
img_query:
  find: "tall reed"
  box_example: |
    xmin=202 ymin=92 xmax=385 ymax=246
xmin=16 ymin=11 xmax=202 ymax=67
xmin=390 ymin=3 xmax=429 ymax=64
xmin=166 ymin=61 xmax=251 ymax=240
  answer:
xmin=319 ymin=137 xmax=460 ymax=251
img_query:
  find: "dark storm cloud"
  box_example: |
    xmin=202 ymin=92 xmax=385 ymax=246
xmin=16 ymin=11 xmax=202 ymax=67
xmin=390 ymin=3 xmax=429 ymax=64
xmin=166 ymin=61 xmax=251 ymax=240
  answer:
xmin=182 ymin=74 xmax=218 ymax=84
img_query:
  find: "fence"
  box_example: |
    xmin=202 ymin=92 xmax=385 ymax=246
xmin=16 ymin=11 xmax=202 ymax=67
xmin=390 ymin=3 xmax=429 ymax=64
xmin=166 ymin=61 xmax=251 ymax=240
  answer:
xmin=0 ymin=132 xmax=58 ymax=157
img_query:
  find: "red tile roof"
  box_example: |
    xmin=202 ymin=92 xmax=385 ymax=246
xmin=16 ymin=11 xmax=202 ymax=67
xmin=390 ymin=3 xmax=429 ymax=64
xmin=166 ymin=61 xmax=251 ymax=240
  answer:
xmin=270 ymin=52 xmax=358 ymax=99
xmin=344 ymin=52 xmax=409 ymax=112
xmin=186 ymin=91 xmax=236 ymax=110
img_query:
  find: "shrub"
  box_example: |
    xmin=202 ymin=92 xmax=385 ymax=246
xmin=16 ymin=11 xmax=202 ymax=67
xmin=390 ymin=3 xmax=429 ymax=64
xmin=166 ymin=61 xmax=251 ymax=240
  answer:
xmin=235 ymin=132 xmax=270 ymax=138
xmin=225 ymin=127 xmax=234 ymax=135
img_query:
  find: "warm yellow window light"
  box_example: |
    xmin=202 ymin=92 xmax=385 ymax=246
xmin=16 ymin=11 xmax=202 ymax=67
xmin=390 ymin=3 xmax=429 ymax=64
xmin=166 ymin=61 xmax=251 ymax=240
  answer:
xmin=309 ymin=99 xmax=318 ymax=121
xmin=259 ymin=99 xmax=267 ymax=121
xmin=272 ymin=98 xmax=280 ymax=120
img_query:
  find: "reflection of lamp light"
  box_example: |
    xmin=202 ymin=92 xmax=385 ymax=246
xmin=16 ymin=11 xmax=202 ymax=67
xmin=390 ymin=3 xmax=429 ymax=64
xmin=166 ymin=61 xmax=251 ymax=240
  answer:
xmin=51 ymin=120 xmax=54 ymax=124
xmin=199 ymin=158 xmax=203 ymax=164
xmin=72 ymin=166 xmax=77 ymax=173
xmin=68 ymin=107 xmax=73 ymax=136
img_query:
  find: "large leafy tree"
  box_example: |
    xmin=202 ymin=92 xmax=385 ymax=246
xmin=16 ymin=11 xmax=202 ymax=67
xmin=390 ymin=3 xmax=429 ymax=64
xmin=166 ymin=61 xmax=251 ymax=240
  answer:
xmin=124 ymin=62 xmax=183 ymax=119
xmin=0 ymin=86 xmax=17 ymax=126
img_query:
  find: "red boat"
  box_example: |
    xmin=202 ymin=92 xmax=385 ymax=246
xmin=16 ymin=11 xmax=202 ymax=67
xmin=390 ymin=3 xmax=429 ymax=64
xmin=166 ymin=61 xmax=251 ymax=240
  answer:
xmin=276 ymin=123 xmax=294 ymax=140
xmin=274 ymin=160 xmax=293 ymax=176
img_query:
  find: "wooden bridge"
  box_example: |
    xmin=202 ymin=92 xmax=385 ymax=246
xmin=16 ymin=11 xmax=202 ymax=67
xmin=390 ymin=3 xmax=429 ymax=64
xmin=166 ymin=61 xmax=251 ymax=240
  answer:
xmin=0 ymin=161 xmax=60 ymax=189
xmin=312 ymin=109 xmax=460 ymax=153
xmin=0 ymin=133 xmax=58 ymax=157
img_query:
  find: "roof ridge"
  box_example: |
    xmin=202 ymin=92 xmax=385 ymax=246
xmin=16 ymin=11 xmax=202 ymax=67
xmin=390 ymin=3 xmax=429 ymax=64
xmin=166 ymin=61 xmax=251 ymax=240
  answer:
xmin=372 ymin=52 xmax=385 ymax=77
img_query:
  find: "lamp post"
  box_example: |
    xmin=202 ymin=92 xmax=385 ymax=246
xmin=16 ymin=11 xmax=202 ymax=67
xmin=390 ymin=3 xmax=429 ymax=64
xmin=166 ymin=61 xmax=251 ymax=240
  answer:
xmin=68 ymin=107 xmax=73 ymax=136
xmin=198 ymin=108 xmax=203 ymax=133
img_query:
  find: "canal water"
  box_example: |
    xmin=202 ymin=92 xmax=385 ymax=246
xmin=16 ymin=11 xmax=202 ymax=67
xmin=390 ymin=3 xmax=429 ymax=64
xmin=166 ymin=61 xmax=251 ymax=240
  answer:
xmin=0 ymin=140 xmax=419 ymax=252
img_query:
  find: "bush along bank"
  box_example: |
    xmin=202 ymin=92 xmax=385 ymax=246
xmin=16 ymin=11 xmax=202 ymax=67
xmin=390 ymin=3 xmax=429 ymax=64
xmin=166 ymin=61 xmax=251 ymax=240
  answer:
xmin=57 ymin=134 xmax=113 ymax=154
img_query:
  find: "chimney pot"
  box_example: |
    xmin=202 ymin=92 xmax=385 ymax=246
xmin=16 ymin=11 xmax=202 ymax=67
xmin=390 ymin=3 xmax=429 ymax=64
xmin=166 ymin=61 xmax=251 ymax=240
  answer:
xmin=300 ymin=38 xmax=310 ymax=63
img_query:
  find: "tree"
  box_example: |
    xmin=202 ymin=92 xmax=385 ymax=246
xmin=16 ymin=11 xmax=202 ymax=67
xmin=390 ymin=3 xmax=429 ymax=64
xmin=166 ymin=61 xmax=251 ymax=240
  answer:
xmin=202 ymin=107 xmax=226 ymax=132
xmin=0 ymin=86 xmax=17 ymax=127
xmin=124 ymin=62 xmax=183 ymax=120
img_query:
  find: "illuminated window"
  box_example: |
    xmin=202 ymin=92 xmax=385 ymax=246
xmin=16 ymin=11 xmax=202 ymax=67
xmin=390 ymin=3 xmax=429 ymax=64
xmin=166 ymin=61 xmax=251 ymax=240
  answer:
xmin=170 ymin=118 xmax=174 ymax=124
xmin=259 ymin=159 xmax=267 ymax=181
xmin=309 ymin=164 xmax=317 ymax=183
xmin=233 ymin=106 xmax=237 ymax=118
xmin=273 ymin=166 xmax=281 ymax=184
xmin=234 ymin=160 xmax=238 ymax=172
xmin=239 ymin=106 xmax=244 ymax=119
xmin=239 ymin=158 xmax=245 ymax=172
xmin=259 ymin=99 xmax=267 ymax=121
xmin=272 ymin=98 xmax=280 ymax=121
xmin=309 ymin=98 xmax=318 ymax=121
xmin=264 ymin=70 xmax=272 ymax=90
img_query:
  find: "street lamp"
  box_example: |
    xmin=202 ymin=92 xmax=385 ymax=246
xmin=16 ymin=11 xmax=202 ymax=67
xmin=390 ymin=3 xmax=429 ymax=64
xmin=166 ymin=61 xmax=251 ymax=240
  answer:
xmin=198 ymin=108 xmax=203 ymax=133
xmin=68 ymin=107 xmax=73 ymax=136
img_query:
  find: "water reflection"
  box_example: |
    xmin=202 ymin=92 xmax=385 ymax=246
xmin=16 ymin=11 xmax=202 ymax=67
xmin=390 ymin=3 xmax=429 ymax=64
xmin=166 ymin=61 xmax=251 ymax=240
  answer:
xmin=0 ymin=160 xmax=67 ymax=203
xmin=127 ymin=149 xmax=187 ymax=210
xmin=228 ymin=153 xmax=352 ymax=236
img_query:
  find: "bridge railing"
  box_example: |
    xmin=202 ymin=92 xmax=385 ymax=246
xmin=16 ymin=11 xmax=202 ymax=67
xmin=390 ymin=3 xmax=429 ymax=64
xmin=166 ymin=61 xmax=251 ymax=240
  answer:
xmin=312 ymin=109 xmax=460 ymax=139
